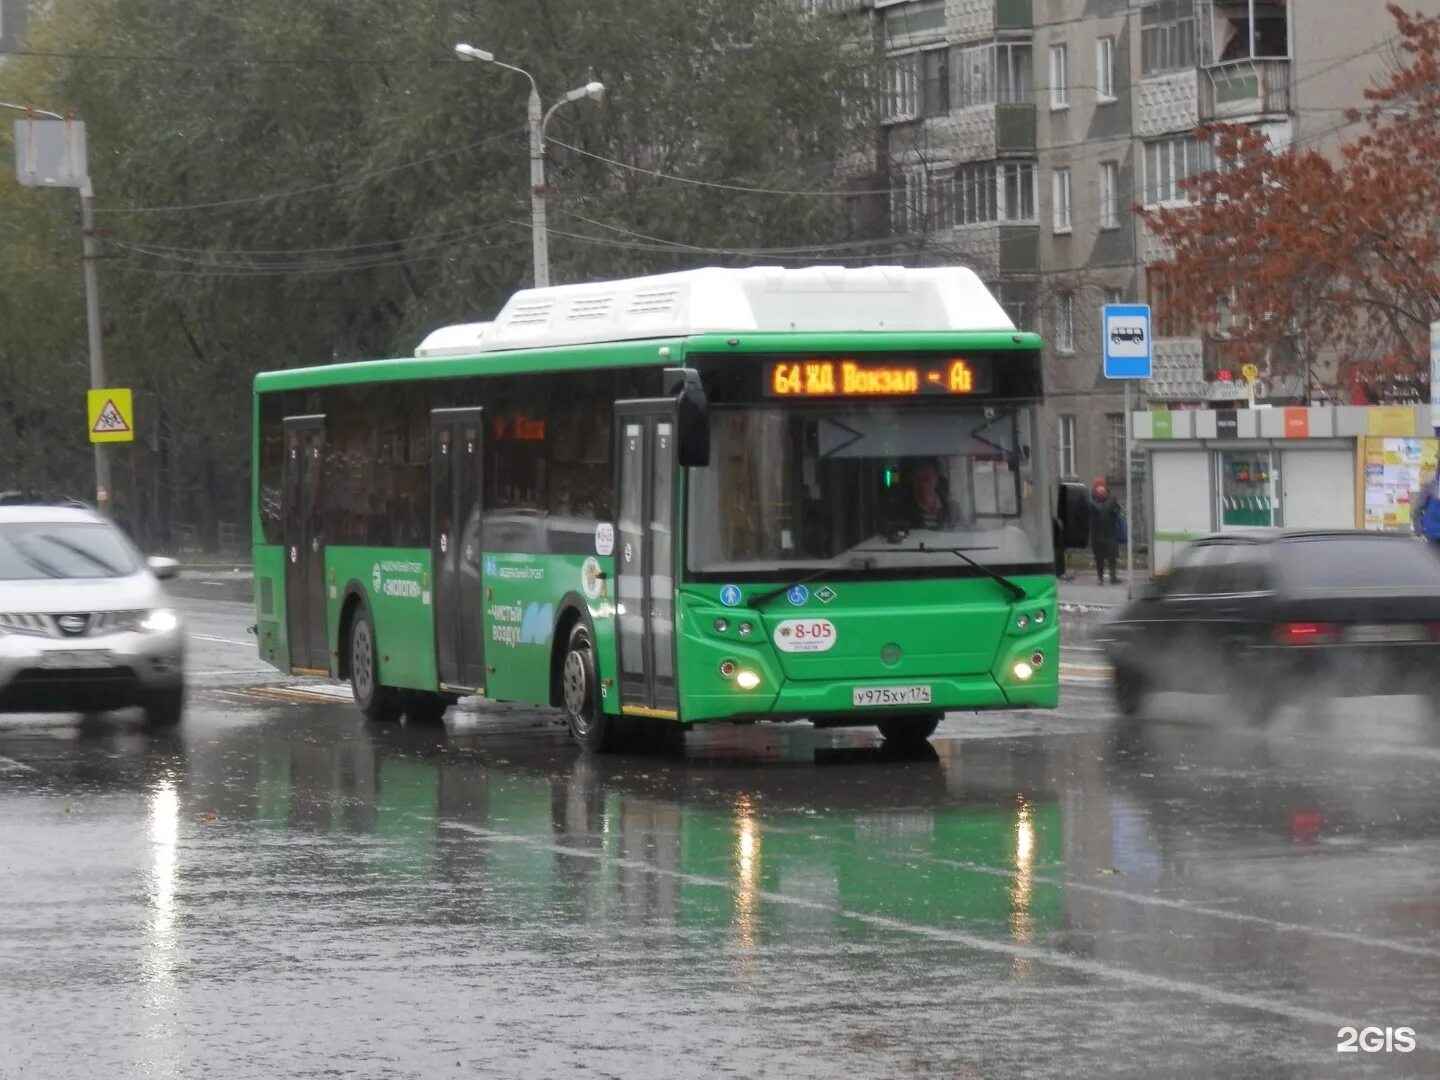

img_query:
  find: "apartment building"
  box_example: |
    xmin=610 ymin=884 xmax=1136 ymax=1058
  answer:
xmin=863 ymin=0 xmax=1438 ymax=497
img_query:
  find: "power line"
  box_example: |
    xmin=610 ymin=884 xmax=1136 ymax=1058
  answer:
xmin=93 ymin=128 xmax=524 ymax=215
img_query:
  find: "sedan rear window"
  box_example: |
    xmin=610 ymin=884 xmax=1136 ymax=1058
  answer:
xmin=1278 ymin=537 xmax=1440 ymax=589
xmin=0 ymin=522 xmax=140 ymax=580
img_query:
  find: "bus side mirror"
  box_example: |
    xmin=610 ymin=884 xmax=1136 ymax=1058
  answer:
xmin=666 ymin=367 xmax=711 ymax=468
xmin=1058 ymin=482 xmax=1089 ymax=549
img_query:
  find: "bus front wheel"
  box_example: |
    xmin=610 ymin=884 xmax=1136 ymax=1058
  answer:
xmin=349 ymin=609 xmax=402 ymax=723
xmin=562 ymin=623 xmax=622 ymax=753
xmin=876 ymin=712 xmax=942 ymax=744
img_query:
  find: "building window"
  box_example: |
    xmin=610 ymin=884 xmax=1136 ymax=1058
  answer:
xmin=920 ymin=47 xmax=949 ymax=116
xmin=1144 ymin=136 xmax=1209 ymax=205
xmin=1096 ymin=36 xmax=1116 ymax=101
xmin=929 ymin=171 xmax=956 ymax=230
xmin=1107 ymin=413 xmax=1126 ymax=477
xmin=884 ymin=54 xmax=919 ymax=121
xmin=1055 ymin=294 xmax=1076 ymax=353
xmin=956 ymin=42 xmax=1033 ymax=107
xmin=1049 ymin=44 xmax=1069 ymax=109
xmin=1100 ymin=161 xmax=1120 ymax=229
xmin=883 ymin=47 xmax=948 ymax=121
xmin=1059 ymin=415 xmax=1078 ymax=480
xmin=999 ymin=162 xmax=1036 ymax=221
xmin=890 ymin=168 xmax=927 ymax=234
xmin=1142 ymin=2 xmax=1196 ymax=75
xmin=1105 ymin=286 xmax=1124 ymax=307
xmin=1052 ymin=168 xmax=1072 ymax=233
xmin=954 ymin=162 xmax=996 ymax=224
xmin=882 ymin=0 xmax=946 ymax=48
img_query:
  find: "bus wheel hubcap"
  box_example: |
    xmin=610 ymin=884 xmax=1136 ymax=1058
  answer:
xmin=353 ymin=623 xmax=372 ymax=699
xmin=563 ymin=651 xmax=588 ymax=726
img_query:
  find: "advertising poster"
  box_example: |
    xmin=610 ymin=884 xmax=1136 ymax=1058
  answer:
xmin=1360 ymin=436 xmax=1438 ymax=531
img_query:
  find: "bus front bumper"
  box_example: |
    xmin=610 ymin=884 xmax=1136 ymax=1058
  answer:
xmin=679 ymin=670 xmax=1059 ymax=723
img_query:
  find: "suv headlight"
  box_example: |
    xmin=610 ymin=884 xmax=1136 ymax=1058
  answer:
xmin=140 ymin=609 xmax=180 ymax=634
xmin=104 ymin=609 xmax=179 ymax=634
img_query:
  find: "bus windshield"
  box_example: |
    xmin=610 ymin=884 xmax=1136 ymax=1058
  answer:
xmin=687 ymin=403 xmax=1052 ymax=575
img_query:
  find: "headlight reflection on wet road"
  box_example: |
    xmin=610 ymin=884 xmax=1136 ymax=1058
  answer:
xmin=1010 ymin=796 xmax=1035 ymax=976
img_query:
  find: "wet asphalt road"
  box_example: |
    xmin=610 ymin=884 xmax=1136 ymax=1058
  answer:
xmin=3 ymin=589 xmax=1440 ymax=1078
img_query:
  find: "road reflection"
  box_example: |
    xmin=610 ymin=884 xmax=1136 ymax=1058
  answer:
xmin=175 ymin=709 xmax=1068 ymax=956
xmin=6 ymin=698 xmax=1440 ymax=1073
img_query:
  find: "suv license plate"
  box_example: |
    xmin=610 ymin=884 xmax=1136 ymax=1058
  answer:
xmin=853 ymin=685 xmax=932 ymax=707
xmin=41 ymin=650 xmax=116 ymax=669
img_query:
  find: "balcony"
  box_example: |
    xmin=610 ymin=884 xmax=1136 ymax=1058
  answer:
xmin=1145 ymin=337 xmax=1206 ymax=401
xmin=1199 ymin=58 xmax=1291 ymax=121
xmin=996 ymin=103 xmax=1036 ymax=154
xmin=998 ymin=226 xmax=1038 ymax=273
xmin=995 ymin=0 xmax=1032 ymax=31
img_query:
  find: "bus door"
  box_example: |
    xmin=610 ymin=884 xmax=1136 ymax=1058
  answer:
xmin=614 ymin=401 xmax=678 ymax=716
xmin=430 ymin=408 xmax=486 ymax=691
xmin=282 ymin=415 xmax=328 ymax=674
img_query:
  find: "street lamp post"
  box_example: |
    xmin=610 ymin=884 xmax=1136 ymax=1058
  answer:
xmin=5 ymin=101 xmax=111 ymax=511
xmin=453 ymin=44 xmax=603 ymax=288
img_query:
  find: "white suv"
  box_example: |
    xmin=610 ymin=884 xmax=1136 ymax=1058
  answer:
xmin=0 ymin=503 xmax=186 ymax=728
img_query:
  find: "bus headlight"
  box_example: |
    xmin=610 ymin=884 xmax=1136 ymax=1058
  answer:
xmin=736 ymin=670 xmax=761 ymax=690
xmin=1012 ymin=660 xmax=1034 ymax=682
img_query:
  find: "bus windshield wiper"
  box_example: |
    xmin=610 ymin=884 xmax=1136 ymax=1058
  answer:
xmin=856 ymin=542 xmax=1027 ymax=602
xmin=746 ymin=556 xmax=876 ymax=610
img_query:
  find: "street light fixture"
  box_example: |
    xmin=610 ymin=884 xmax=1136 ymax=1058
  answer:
xmin=453 ymin=43 xmax=604 ymax=288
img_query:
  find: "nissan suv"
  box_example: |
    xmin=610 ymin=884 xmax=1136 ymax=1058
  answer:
xmin=0 ymin=503 xmax=186 ymax=728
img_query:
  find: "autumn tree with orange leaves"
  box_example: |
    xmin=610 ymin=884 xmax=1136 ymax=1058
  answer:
xmin=1142 ymin=5 xmax=1440 ymax=402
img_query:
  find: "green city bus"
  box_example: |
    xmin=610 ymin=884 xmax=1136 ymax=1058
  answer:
xmin=252 ymin=266 xmax=1087 ymax=750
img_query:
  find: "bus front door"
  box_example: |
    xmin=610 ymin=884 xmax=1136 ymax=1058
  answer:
xmin=430 ymin=408 xmax=486 ymax=692
xmin=614 ymin=402 xmax=678 ymax=717
xmin=282 ymin=416 xmax=328 ymax=674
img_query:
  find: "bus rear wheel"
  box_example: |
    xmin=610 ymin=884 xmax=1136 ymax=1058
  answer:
xmin=562 ymin=624 xmax=623 ymax=753
xmin=876 ymin=712 xmax=942 ymax=744
xmin=349 ymin=609 xmax=402 ymax=723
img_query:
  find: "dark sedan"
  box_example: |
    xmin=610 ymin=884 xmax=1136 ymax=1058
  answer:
xmin=1095 ymin=529 xmax=1440 ymax=723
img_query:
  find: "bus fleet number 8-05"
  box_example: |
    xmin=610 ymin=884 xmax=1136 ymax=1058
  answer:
xmin=772 ymin=618 xmax=838 ymax=654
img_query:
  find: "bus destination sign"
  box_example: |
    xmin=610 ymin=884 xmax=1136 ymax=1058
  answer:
xmin=766 ymin=357 xmax=992 ymax=398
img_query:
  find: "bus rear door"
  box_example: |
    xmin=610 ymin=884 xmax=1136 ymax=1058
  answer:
xmin=282 ymin=415 xmax=328 ymax=674
xmin=430 ymin=407 xmax=486 ymax=692
xmin=614 ymin=401 xmax=678 ymax=718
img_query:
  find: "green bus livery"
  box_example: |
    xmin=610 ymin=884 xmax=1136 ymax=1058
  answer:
xmin=252 ymin=266 xmax=1085 ymax=750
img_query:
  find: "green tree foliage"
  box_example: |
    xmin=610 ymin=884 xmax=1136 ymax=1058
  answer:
xmin=0 ymin=0 xmax=877 ymax=546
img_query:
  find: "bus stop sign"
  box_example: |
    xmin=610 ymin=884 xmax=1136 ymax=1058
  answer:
xmin=1103 ymin=304 xmax=1152 ymax=380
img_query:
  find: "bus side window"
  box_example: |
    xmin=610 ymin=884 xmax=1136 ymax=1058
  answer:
xmin=258 ymin=393 xmax=285 ymax=545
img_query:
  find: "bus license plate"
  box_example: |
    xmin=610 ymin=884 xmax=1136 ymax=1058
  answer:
xmin=41 ymin=650 xmax=116 ymax=669
xmin=853 ymin=685 xmax=932 ymax=707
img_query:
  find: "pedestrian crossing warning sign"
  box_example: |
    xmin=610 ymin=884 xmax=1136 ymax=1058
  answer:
xmin=87 ymin=388 xmax=134 ymax=443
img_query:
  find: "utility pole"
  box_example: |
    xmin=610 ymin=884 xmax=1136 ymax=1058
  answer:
xmin=527 ymin=86 xmax=549 ymax=289
xmin=80 ymin=179 xmax=111 ymax=510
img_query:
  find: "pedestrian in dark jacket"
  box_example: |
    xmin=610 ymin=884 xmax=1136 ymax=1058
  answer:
xmin=1088 ymin=477 xmax=1123 ymax=585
